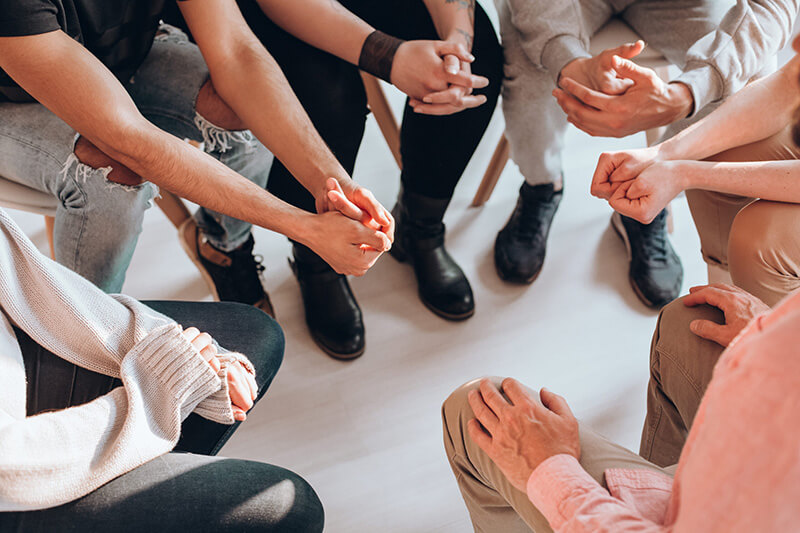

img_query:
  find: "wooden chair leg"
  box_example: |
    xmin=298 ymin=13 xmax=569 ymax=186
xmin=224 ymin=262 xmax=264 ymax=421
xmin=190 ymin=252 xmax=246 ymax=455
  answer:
xmin=361 ymin=72 xmax=402 ymax=169
xmin=155 ymin=190 xmax=192 ymax=229
xmin=471 ymin=135 xmax=510 ymax=207
xmin=44 ymin=215 xmax=55 ymax=260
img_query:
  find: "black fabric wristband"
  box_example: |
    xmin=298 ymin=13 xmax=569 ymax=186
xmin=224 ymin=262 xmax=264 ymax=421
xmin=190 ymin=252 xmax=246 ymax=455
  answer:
xmin=358 ymin=30 xmax=405 ymax=83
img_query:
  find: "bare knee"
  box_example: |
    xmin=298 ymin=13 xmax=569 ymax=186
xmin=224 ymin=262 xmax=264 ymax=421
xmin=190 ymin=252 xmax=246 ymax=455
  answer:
xmin=73 ymin=136 xmax=144 ymax=187
xmin=195 ymin=79 xmax=247 ymax=131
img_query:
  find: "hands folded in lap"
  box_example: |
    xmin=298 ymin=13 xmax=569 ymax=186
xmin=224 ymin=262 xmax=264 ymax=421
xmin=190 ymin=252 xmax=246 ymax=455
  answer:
xmin=183 ymin=326 xmax=258 ymax=422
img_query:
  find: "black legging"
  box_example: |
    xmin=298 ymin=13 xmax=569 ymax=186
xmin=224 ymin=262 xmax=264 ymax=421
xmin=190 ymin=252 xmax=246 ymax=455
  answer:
xmin=236 ymin=0 xmax=504 ymax=209
xmin=0 ymin=301 xmax=324 ymax=533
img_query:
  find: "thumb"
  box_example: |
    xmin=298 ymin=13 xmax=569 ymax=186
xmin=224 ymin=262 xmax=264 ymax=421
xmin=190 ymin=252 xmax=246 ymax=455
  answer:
xmin=436 ymin=41 xmax=475 ymax=63
xmin=540 ymin=388 xmax=574 ymax=418
xmin=612 ymin=56 xmax=654 ymax=83
xmin=608 ymin=40 xmax=645 ymax=60
xmin=689 ymin=319 xmax=726 ymax=345
xmin=443 ymin=54 xmax=460 ymax=75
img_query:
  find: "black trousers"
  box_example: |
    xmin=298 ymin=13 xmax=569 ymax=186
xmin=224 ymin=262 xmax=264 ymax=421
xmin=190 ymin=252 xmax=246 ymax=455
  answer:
xmin=236 ymin=0 xmax=504 ymax=210
xmin=0 ymin=302 xmax=324 ymax=533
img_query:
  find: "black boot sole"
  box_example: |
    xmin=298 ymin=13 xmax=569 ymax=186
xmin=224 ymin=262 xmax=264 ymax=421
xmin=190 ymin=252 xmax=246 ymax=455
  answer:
xmin=390 ymin=246 xmax=475 ymax=321
xmin=309 ymin=331 xmax=365 ymax=361
xmin=493 ymin=254 xmax=543 ymax=285
xmin=610 ymin=213 xmax=663 ymax=310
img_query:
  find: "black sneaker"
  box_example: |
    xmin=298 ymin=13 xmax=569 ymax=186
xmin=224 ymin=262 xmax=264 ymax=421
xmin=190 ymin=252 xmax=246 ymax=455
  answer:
xmin=494 ymin=182 xmax=563 ymax=284
xmin=179 ymin=218 xmax=275 ymax=317
xmin=611 ymin=210 xmax=683 ymax=309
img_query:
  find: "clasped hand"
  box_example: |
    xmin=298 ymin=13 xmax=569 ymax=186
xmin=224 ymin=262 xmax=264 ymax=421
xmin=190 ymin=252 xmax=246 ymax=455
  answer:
xmin=553 ymin=41 xmax=693 ymax=138
xmin=310 ymin=177 xmax=394 ymax=277
xmin=183 ymin=327 xmax=257 ymax=422
xmin=392 ymin=40 xmax=489 ymax=115
xmin=590 ymin=146 xmax=686 ymax=223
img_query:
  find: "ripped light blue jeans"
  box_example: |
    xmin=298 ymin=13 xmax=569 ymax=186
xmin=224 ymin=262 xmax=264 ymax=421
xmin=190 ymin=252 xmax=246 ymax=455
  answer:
xmin=0 ymin=26 xmax=272 ymax=292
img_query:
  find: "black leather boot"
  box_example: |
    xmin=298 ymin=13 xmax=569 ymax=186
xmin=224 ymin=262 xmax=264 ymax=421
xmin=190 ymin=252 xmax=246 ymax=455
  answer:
xmin=390 ymin=188 xmax=474 ymax=320
xmin=494 ymin=182 xmax=563 ymax=284
xmin=290 ymin=242 xmax=365 ymax=360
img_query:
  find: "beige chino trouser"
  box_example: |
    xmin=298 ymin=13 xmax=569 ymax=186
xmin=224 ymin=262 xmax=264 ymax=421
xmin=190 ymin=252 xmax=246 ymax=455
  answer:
xmin=688 ymin=126 xmax=800 ymax=306
xmin=442 ymin=299 xmax=725 ymax=532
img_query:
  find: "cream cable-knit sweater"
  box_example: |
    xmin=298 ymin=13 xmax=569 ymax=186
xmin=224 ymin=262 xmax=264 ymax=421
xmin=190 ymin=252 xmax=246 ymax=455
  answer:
xmin=0 ymin=209 xmax=254 ymax=512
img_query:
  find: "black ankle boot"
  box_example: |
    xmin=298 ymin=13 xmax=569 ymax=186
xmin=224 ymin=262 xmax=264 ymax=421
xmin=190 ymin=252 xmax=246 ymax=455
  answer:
xmin=390 ymin=188 xmax=474 ymax=321
xmin=494 ymin=182 xmax=563 ymax=284
xmin=290 ymin=242 xmax=365 ymax=360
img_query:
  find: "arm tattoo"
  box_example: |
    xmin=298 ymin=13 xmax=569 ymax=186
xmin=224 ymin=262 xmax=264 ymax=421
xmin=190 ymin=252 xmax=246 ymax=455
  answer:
xmin=445 ymin=0 xmax=476 ymax=25
xmin=456 ymin=28 xmax=474 ymax=49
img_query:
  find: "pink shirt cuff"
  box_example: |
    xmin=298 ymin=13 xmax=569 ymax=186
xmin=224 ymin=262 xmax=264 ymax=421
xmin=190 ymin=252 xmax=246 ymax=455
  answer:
xmin=526 ymin=454 xmax=596 ymax=530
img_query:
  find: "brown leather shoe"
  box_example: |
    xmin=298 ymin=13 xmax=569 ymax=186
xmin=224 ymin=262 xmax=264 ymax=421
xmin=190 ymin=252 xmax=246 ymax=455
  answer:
xmin=179 ymin=218 xmax=275 ymax=318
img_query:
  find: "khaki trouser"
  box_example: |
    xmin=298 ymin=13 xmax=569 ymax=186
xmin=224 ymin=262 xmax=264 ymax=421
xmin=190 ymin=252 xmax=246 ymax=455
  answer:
xmin=688 ymin=126 xmax=800 ymax=306
xmin=442 ymin=299 xmax=725 ymax=532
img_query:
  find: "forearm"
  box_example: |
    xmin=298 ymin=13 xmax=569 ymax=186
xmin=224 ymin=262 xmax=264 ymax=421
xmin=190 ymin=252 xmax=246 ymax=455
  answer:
xmin=0 ymin=326 xmax=221 ymax=512
xmin=681 ymin=160 xmax=800 ymax=202
xmin=675 ymin=0 xmax=799 ymax=115
xmin=254 ymin=0 xmax=372 ymax=64
xmin=423 ymin=0 xmax=475 ymax=50
xmin=203 ymin=38 xmax=352 ymax=203
xmin=660 ymin=57 xmax=800 ymax=162
xmin=107 ymin=123 xmax=317 ymax=245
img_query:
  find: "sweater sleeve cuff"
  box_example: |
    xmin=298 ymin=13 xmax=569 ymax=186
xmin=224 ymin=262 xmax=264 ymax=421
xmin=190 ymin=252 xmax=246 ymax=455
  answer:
xmin=526 ymin=454 xmax=596 ymax=530
xmin=193 ymin=352 xmax=255 ymax=425
xmin=124 ymin=324 xmax=224 ymax=421
xmin=541 ymin=35 xmax=591 ymax=84
xmin=674 ymin=63 xmax=724 ymax=118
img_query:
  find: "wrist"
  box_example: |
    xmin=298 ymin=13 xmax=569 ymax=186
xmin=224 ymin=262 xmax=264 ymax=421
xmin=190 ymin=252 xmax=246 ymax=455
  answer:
xmin=558 ymin=57 xmax=587 ymax=86
xmin=667 ymin=82 xmax=694 ymax=121
xmin=359 ymin=30 xmax=405 ymax=83
xmin=283 ymin=210 xmax=319 ymax=248
xmin=445 ymin=29 xmax=474 ymax=51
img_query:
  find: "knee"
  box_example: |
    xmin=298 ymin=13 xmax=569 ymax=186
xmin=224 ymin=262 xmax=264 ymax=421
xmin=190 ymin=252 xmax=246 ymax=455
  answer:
xmin=236 ymin=305 xmax=285 ymax=389
xmin=73 ymin=136 xmax=144 ymax=187
xmin=652 ymin=297 xmax=724 ymax=365
xmin=442 ymin=377 xmax=503 ymax=449
xmin=728 ymin=201 xmax=789 ymax=282
xmin=195 ymin=79 xmax=247 ymax=131
xmin=224 ymin=462 xmax=324 ymax=532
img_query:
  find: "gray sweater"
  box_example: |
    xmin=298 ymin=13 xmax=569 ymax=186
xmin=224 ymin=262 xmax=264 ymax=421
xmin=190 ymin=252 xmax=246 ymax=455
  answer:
xmin=503 ymin=0 xmax=799 ymax=116
xmin=0 ymin=209 xmax=252 ymax=511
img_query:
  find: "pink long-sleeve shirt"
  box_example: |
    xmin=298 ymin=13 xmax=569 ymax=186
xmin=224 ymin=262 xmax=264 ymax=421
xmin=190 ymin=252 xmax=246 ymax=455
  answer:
xmin=526 ymin=292 xmax=800 ymax=532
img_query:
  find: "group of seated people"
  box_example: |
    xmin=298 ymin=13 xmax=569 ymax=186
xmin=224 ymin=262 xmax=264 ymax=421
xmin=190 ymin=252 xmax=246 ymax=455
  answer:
xmin=1 ymin=0 xmax=799 ymax=531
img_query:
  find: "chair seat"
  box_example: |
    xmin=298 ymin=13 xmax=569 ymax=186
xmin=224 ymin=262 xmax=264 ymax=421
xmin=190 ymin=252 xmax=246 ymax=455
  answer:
xmin=0 ymin=178 xmax=58 ymax=217
xmin=589 ymin=18 xmax=670 ymax=69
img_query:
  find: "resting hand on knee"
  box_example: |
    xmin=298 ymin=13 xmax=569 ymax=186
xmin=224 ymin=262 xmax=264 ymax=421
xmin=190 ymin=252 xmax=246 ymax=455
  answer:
xmin=466 ymin=378 xmax=580 ymax=492
xmin=683 ymin=284 xmax=770 ymax=347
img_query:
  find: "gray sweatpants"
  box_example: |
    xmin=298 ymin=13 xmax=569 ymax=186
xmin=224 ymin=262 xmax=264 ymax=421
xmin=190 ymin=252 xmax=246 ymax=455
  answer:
xmin=498 ymin=0 xmax=734 ymax=186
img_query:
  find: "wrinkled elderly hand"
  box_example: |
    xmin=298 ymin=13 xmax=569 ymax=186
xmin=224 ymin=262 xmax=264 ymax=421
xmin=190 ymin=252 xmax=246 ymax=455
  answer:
xmin=467 ymin=378 xmax=580 ymax=492
xmin=683 ymin=284 xmax=770 ymax=347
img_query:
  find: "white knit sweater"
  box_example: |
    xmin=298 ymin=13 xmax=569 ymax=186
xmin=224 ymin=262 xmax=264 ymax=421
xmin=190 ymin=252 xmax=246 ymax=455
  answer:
xmin=0 ymin=209 xmax=253 ymax=512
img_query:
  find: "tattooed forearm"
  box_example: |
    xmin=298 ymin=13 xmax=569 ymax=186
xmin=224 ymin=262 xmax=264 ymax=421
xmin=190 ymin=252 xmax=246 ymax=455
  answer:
xmin=456 ymin=28 xmax=474 ymax=49
xmin=445 ymin=0 xmax=476 ymax=25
